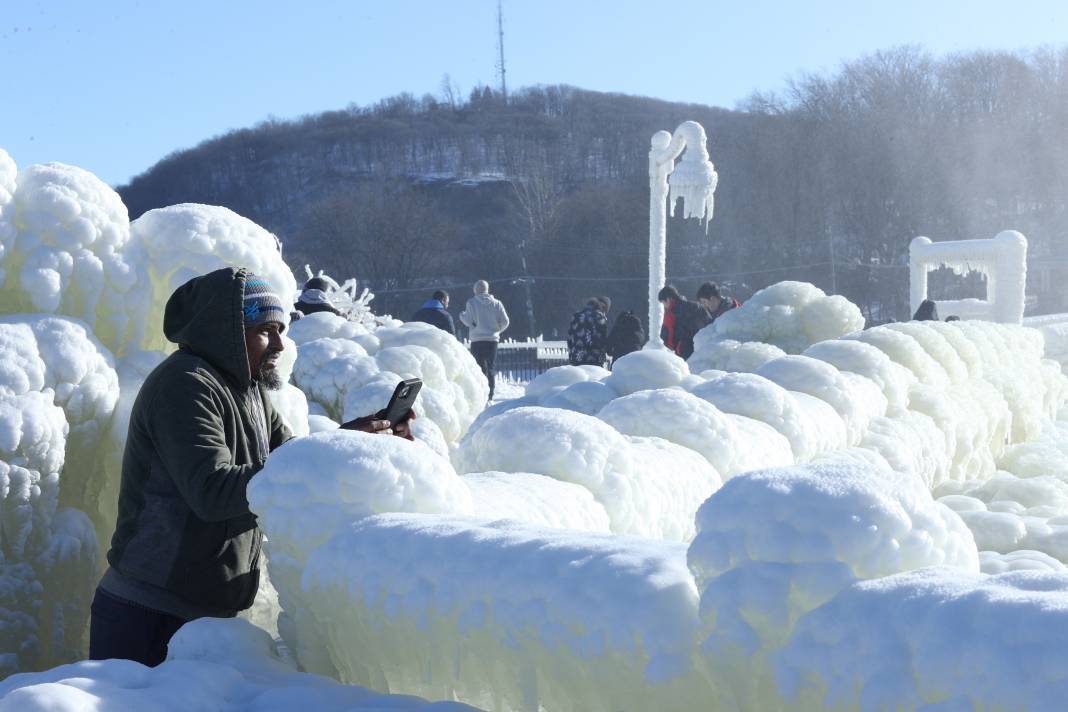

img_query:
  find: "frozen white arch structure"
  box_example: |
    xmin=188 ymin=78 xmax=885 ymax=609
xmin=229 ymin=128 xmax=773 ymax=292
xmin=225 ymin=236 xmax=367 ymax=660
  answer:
xmin=909 ymin=230 xmax=1027 ymax=324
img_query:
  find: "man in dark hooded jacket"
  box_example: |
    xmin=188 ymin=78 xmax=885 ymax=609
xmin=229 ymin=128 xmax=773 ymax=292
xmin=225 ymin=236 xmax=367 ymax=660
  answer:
xmin=410 ymin=289 xmax=455 ymax=336
xmin=90 ymin=268 xmax=407 ymax=667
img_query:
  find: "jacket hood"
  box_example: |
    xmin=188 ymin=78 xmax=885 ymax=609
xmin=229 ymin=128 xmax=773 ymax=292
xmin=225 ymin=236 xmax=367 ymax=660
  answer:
xmin=420 ymin=298 xmax=446 ymax=311
xmin=471 ymin=293 xmax=496 ymax=304
xmin=164 ymin=267 xmax=251 ymax=388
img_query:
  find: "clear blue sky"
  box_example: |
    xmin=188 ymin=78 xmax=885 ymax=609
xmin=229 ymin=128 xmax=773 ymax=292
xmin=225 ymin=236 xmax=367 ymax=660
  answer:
xmin=2 ymin=0 xmax=1065 ymax=186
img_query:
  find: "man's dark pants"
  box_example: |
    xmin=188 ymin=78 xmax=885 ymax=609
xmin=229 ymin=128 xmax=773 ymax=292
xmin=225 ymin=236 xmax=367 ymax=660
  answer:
xmin=470 ymin=340 xmax=498 ymax=399
xmin=89 ymin=588 xmax=188 ymax=667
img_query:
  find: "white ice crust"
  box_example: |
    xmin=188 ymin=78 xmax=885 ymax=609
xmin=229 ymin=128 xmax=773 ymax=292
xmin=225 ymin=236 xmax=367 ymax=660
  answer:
xmin=7 ymin=149 xmax=1068 ymax=710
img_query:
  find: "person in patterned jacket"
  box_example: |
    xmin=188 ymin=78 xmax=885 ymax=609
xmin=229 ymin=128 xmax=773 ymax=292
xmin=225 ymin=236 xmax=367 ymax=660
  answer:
xmin=567 ymin=297 xmax=611 ymax=367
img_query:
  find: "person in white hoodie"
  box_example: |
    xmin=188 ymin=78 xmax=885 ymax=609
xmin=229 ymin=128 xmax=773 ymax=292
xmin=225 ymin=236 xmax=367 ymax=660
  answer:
xmin=460 ymin=280 xmax=510 ymax=399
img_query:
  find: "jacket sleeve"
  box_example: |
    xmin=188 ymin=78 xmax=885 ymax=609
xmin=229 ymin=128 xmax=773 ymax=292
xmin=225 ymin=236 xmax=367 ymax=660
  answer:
xmin=497 ymin=301 xmax=510 ymax=332
xmin=445 ymin=312 xmax=456 ymax=336
xmin=459 ymin=303 xmax=472 ymax=328
xmin=148 ymin=369 xmax=262 ymax=522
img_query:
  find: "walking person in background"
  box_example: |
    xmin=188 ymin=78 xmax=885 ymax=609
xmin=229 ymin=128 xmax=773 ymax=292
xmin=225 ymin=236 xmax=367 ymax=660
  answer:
xmin=696 ymin=281 xmax=739 ymax=324
xmin=658 ymin=285 xmax=711 ymax=359
xmin=607 ymin=308 xmax=645 ymax=364
xmin=567 ymin=297 xmax=611 ymax=367
xmin=411 ymin=289 xmax=455 ymax=336
xmin=460 ymin=280 xmax=509 ymax=400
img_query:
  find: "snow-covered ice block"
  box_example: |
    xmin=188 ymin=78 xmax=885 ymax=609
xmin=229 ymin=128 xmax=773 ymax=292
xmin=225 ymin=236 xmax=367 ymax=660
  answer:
xmin=694 ymin=281 xmax=863 ymax=355
xmin=300 ymin=514 xmax=706 ymax=711
xmin=598 ymin=388 xmax=789 ymax=478
xmin=457 ymin=406 xmax=717 ymax=540
xmin=687 ymin=338 xmax=785 ymax=374
xmin=4 ymin=162 xmax=140 ymax=355
xmin=755 ymin=355 xmax=887 ymax=445
xmin=603 ymin=348 xmax=689 ymax=396
xmin=0 ymin=617 xmax=477 ymax=711
xmin=776 ymin=568 xmax=1068 ymax=710
xmin=464 ymin=471 xmax=611 ymax=532
xmin=690 ymin=372 xmax=824 ymax=462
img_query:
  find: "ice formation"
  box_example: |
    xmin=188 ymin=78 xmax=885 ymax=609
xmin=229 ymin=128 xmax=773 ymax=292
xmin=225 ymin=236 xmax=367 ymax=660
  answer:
xmin=292 ymin=321 xmax=487 ymax=446
xmin=0 ymin=617 xmax=476 ymax=711
xmin=910 ymin=230 xmax=1028 ymax=323
xmin=456 ymin=406 xmax=718 ymax=541
xmin=690 ymin=280 xmax=864 ymax=357
xmin=0 ymin=315 xmax=117 ymax=674
xmin=6 ymin=146 xmax=1068 ymax=710
xmin=258 ymin=295 xmax=1068 ymax=708
xmin=127 ymin=203 xmax=298 ymax=354
xmin=2 ymin=161 xmax=140 ymax=355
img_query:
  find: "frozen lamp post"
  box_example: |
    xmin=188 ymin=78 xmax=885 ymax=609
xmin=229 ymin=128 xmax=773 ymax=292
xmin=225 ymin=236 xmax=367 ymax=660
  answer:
xmin=646 ymin=120 xmax=718 ymax=348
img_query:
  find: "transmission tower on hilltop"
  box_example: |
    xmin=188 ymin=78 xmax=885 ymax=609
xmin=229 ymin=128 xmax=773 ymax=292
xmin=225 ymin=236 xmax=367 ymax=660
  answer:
xmin=495 ymin=0 xmax=507 ymax=99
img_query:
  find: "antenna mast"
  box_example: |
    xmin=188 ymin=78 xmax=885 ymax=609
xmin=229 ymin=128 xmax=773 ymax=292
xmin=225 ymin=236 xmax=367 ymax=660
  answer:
xmin=496 ymin=0 xmax=507 ymax=98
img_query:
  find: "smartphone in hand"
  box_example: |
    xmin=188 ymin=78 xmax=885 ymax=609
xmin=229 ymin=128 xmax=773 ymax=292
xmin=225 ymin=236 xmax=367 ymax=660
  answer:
xmin=383 ymin=378 xmax=422 ymax=426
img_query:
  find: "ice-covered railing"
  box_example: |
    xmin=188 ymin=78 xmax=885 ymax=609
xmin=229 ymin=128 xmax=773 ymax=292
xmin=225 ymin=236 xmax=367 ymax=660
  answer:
xmin=252 ymin=306 xmax=1068 ymax=709
xmin=910 ymin=230 xmax=1027 ymax=323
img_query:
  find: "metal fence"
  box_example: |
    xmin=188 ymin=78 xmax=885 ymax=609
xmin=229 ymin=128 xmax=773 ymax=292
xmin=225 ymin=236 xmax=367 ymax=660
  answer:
xmin=487 ymin=340 xmax=570 ymax=383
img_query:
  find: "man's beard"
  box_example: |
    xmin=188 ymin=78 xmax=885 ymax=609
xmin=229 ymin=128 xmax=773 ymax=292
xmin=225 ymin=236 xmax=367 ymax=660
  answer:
xmin=255 ymin=354 xmax=284 ymax=390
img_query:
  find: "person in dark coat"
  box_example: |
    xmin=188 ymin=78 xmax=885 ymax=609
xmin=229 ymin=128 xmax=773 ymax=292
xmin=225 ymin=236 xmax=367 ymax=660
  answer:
xmin=567 ymin=297 xmax=611 ymax=366
xmin=913 ymin=299 xmax=940 ymax=321
xmin=607 ymin=309 xmax=645 ymax=362
xmin=410 ymin=290 xmax=456 ymax=336
xmin=658 ymin=285 xmax=711 ymax=359
xmin=90 ymin=268 xmax=411 ymax=668
xmin=294 ymin=276 xmax=341 ymax=316
xmin=696 ymin=281 xmax=738 ymax=323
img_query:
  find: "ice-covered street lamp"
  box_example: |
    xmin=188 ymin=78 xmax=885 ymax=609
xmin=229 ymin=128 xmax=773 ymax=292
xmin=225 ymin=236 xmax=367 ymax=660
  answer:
xmin=646 ymin=120 xmax=718 ymax=348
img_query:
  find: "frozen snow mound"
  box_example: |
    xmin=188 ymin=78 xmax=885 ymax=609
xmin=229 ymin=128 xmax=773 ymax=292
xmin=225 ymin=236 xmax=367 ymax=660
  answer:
xmin=687 ymin=337 xmax=785 ymax=373
xmin=293 ymin=322 xmax=487 ymax=444
xmin=603 ymin=348 xmax=689 ymax=396
xmin=0 ymin=617 xmax=478 ymax=711
xmin=694 ymin=281 xmax=864 ymax=355
xmin=776 ymin=567 xmax=1068 ymax=711
xmin=689 ymin=372 xmax=829 ymax=462
xmin=598 ymin=388 xmax=789 ymax=478
xmin=288 ymin=310 xmax=380 ymax=352
xmin=0 ymin=315 xmax=119 ymax=674
xmin=2 ymin=162 xmax=141 ymax=355
xmin=456 ymin=406 xmax=718 ymax=541
xmin=127 ymin=203 xmax=297 ymax=354
xmin=248 ymin=430 xmax=472 ymax=676
xmin=300 ymin=514 xmax=706 ymax=712
xmin=686 ymin=459 xmax=979 ymax=708
xmin=463 ymin=471 xmax=611 ymax=532
xmin=755 ymin=354 xmax=888 ymax=446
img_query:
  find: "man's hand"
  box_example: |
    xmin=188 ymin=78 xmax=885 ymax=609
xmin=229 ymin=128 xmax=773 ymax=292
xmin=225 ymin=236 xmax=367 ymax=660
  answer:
xmin=339 ymin=408 xmax=417 ymax=441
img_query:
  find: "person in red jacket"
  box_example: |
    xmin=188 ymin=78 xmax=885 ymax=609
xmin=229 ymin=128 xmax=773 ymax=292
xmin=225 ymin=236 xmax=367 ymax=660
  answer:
xmin=658 ymin=285 xmax=710 ymax=359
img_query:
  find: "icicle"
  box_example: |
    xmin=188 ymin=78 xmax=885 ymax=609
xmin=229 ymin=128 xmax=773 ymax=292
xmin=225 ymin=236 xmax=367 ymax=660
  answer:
xmin=668 ymin=157 xmax=718 ymax=224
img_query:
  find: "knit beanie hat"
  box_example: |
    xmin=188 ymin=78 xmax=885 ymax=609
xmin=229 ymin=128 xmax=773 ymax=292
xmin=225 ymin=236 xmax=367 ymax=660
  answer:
xmin=243 ymin=273 xmax=286 ymax=328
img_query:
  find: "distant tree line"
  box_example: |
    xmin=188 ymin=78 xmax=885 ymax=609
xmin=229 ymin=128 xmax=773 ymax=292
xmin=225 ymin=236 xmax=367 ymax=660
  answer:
xmin=119 ymin=45 xmax=1068 ymax=336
